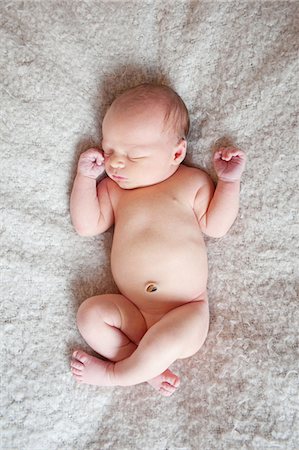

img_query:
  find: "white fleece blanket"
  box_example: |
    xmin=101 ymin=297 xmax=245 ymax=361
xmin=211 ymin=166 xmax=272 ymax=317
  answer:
xmin=1 ymin=1 xmax=298 ymax=449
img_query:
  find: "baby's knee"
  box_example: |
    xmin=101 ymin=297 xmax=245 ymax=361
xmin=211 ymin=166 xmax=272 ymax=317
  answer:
xmin=179 ymin=334 xmax=208 ymax=360
xmin=179 ymin=303 xmax=209 ymax=359
xmin=76 ymin=296 xmax=101 ymax=328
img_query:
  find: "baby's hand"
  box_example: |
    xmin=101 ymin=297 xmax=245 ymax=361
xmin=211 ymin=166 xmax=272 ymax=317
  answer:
xmin=213 ymin=147 xmax=246 ymax=182
xmin=77 ymin=148 xmax=105 ymax=179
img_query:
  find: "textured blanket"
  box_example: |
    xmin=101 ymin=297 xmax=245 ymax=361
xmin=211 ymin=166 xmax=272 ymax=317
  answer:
xmin=1 ymin=1 xmax=298 ymax=449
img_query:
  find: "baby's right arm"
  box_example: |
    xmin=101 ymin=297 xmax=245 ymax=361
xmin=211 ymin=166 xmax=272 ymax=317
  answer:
xmin=70 ymin=148 xmax=114 ymax=236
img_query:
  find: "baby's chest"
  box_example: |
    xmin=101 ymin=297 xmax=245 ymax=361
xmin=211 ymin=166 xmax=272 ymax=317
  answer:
xmin=117 ymin=188 xmax=194 ymax=228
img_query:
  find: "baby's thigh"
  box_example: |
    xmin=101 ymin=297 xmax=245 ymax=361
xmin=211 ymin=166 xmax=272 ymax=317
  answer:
xmin=150 ymin=297 xmax=209 ymax=360
xmin=77 ymin=294 xmax=147 ymax=345
xmin=178 ymin=299 xmax=209 ymax=359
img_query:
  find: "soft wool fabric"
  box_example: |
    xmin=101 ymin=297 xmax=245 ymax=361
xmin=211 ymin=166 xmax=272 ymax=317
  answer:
xmin=1 ymin=1 xmax=298 ymax=449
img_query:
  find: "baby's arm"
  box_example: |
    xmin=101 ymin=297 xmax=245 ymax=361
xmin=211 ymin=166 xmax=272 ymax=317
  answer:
xmin=195 ymin=147 xmax=246 ymax=238
xmin=70 ymin=148 xmax=114 ymax=236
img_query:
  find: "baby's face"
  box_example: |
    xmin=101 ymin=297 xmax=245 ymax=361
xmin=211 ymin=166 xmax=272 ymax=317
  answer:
xmin=102 ymin=104 xmax=184 ymax=189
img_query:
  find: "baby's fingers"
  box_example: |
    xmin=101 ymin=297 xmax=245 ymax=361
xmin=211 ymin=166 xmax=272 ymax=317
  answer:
xmin=217 ymin=147 xmax=238 ymax=161
xmin=81 ymin=147 xmax=104 ymax=163
xmin=213 ymin=147 xmax=233 ymax=161
xmin=215 ymin=147 xmax=246 ymax=162
xmin=95 ymin=152 xmax=105 ymax=166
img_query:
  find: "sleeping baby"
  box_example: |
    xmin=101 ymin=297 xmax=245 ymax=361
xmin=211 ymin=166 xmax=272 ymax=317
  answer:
xmin=70 ymin=83 xmax=246 ymax=396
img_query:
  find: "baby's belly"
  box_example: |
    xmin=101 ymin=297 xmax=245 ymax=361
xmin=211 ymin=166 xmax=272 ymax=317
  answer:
xmin=111 ymin=230 xmax=208 ymax=317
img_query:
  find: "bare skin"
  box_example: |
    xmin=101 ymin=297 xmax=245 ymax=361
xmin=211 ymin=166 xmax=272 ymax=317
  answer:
xmin=70 ymin=90 xmax=246 ymax=396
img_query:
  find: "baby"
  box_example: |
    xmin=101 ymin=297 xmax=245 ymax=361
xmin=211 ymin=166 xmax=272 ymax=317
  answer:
xmin=70 ymin=83 xmax=246 ymax=396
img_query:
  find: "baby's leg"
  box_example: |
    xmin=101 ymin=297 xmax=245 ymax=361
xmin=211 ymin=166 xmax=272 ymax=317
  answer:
xmin=73 ymin=296 xmax=209 ymax=388
xmin=75 ymin=294 xmax=147 ymax=361
xmin=71 ymin=294 xmax=180 ymax=395
xmin=110 ymin=298 xmax=209 ymax=386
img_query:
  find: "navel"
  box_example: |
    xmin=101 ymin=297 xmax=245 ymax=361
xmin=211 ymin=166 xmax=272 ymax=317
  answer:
xmin=145 ymin=282 xmax=158 ymax=293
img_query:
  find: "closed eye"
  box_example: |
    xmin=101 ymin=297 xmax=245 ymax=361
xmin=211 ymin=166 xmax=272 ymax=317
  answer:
xmin=129 ymin=156 xmax=145 ymax=161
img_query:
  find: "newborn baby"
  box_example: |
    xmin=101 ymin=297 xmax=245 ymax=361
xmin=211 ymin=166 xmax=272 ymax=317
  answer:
xmin=70 ymin=83 xmax=246 ymax=396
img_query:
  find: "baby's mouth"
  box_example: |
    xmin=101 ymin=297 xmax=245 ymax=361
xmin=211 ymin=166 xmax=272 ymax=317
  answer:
xmin=110 ymin=174 xmax=127 ymax=181
xmin=111 ymin=174 xmax=127 ymax=181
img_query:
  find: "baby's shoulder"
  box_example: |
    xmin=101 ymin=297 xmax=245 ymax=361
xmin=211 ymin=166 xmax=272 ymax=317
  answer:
xmin=171 ymin=164 xmax=214 ymax=205
xmin=178 ymin=164 xmax=212 ymax=189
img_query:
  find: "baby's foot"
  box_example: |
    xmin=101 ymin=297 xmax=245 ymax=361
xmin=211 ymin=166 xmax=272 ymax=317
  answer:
xmin=71 ymin=350 xmax=114 ymax=386
xmin=71 ymin=350 xmax=180 ymax=396
xmin=147 ymin=369 xmax=180 ymax=397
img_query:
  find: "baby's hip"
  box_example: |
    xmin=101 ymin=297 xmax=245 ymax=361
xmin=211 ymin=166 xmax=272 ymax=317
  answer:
xmin=141 ymin=290 xmax=208 ymax=329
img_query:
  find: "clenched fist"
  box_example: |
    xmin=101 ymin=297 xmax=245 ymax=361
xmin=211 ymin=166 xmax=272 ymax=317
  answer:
xmin=213 ymin=147 xmax=246 ymax=182
xmin=77 ymin=148 xmax=105 ymax=179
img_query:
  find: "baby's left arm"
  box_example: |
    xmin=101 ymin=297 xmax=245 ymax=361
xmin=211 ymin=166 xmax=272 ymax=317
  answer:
xmin=196 ymin=147 xmax=246 ymax=238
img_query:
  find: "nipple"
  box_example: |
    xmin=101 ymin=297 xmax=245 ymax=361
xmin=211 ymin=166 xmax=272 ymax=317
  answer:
xmin=145 ymin=282 xmax=158 ymax=293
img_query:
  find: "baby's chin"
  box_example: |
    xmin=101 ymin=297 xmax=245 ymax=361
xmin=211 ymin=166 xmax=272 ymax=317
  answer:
xmin=109 ymin=177 xmax=136 ymax=189
xmin=107 ymin=173 xmax=169 ymax=190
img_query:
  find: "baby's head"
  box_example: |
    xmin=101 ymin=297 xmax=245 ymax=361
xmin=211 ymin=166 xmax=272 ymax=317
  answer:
xmin=102 ymin=83 xmax=190 ymax=189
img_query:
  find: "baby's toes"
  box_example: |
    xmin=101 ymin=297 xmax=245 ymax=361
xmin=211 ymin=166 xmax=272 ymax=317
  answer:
xmin=71 ymin=367 xmax=83 ymax=376
xmin=72 ymin=350 xmax=91 ymax=365
xmin=71 ymin=359 xmax=84 ymax=371
xmin=163 ymin=371 xmax=180 ymax=388
xmin=70 ymin=355 xmax=85 ymax=382
xmin=159 ymin=382 xmax=177 ymax=397
xmin=72 ymin=373 xmax=83 ymax=383
xmin=70 ymin=359 xmax=84 ymax=378
xmin=172 ymin=376 xmax=180 ymax=388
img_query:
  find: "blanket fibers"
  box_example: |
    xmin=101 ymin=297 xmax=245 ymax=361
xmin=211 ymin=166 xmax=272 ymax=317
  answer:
xmin=1 ymin=1 xmax=298 ymax=449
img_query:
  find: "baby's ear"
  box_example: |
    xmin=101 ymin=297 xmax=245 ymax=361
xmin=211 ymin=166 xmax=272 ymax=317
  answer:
xmin=173 ymin=138 xmax=187 ymax=165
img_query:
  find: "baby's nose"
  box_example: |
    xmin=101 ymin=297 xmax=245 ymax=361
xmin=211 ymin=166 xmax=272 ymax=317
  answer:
xmin=109 ymin=155 xmax=125 ymax=169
